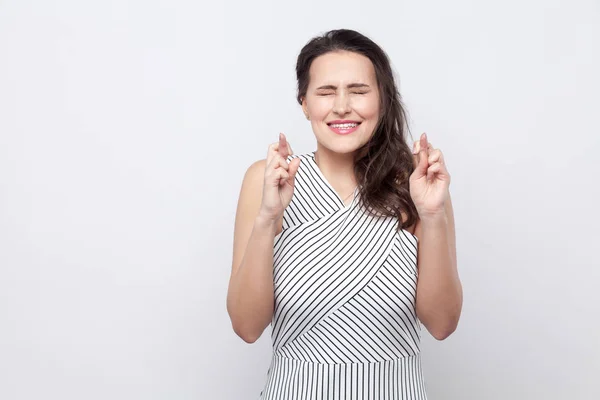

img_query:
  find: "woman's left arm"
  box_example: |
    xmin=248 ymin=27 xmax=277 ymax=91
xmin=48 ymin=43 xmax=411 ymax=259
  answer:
xmin=414 ymin=194 xmax=462 ymax=340
xmin=409 ymin=133 xmax=463 ymax=340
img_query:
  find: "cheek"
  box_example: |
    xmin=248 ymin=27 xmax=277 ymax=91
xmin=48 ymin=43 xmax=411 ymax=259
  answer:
xmin=308 ymin=97 xmax=334 ymax=119
xmin=354 ymin=97 xmax=380 ymax=119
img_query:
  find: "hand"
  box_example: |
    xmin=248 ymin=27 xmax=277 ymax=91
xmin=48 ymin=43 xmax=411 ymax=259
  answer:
xmin=258 ymin=133 xmax=301 ymax=221
xmin=409 ymin=132 xmax=451 ymax=218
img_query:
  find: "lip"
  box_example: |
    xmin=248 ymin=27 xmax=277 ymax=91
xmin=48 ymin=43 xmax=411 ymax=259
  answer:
xmin=327 ymin=120 xmax=361 ymax=135
xmin=327 ymin=120 xmax=361 ymax=125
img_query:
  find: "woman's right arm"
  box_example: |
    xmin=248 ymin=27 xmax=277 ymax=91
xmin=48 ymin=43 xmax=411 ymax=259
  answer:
xmin=226 ymin=159 xmax=279 ymax=343
xmin=226 ymin=134 xmax=300 ymax=343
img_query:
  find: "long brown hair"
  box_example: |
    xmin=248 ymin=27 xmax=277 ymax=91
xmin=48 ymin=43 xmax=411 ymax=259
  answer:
xmin=296 ymin=29 xmax=419 ymax=231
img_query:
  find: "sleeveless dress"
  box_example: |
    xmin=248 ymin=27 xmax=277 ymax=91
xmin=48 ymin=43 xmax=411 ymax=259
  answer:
xmin=258 ymin=151 xmax=427 ymax=400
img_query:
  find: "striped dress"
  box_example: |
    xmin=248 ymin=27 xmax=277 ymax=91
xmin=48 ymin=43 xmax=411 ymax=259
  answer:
xmin=259 ymin=151 xmax=427 ymax=399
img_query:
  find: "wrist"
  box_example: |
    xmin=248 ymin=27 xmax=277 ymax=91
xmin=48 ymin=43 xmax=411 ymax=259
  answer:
xmin=418 ymin=211 xmax=448 ymax=227
xmin=255 ymin=212 xmax=279 ymax=233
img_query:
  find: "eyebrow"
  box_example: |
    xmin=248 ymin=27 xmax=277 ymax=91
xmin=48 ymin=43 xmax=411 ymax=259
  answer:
xmin=315 ymin=83 xmax=371 ymax=90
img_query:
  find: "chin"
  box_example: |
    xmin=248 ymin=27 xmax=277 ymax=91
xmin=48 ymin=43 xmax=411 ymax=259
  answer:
xmin=318 ymin=140 xmax=366 ymax=156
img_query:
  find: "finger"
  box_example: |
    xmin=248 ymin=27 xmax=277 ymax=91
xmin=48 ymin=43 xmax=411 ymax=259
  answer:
xmin=266 ymin=142 xmax=279 ymax=164
xmin=420 ymin=133 xmax=429 ymax=158
xmin=267 ymin=139 xmax=290 ymax=166
xmin=427 ymin=143 xmax=434 ymax=156
xmin=428 ymin=149 xmax=443 ymax=165
xmin=275 ymin=168 xmax=290 ymax=186
xmin=417 ymin=133 xmax=429 ymax=171
xmin=412 ymin=140 xmax=420 ymax=155
xmin=278 ymin=133 xmax=288 ymax=158
xmin=412 ymin=140 xmax=422 ymax=169
xmin=427 ymin=162 xmax=441 ymax=181
xmin=267 ymin=153 xmax=289 ymax=172
xmin=413 ymin=137 xmax=430 ymax=153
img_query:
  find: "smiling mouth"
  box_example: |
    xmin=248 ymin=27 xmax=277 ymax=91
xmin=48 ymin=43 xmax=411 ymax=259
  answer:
xmin=327 ymin=121 xmax=362 ymax=135
xmin=327 ymin=122 xmax=361 ymax=129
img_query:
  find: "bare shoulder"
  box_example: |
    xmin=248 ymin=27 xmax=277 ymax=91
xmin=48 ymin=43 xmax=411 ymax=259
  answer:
xmin=236 ymin=158 xmax=267 ymax=222
xmin=236 ymin=158 xmax=268 ymax=222
xmin=231 ymin=159 xmax=266 ymax=272
xmin=244 ymin=158 xmax=267 ymax=189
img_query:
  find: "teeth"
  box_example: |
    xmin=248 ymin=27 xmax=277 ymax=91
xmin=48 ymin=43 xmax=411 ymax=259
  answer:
xmin=330 ymin=123 xmax=358 ymax=128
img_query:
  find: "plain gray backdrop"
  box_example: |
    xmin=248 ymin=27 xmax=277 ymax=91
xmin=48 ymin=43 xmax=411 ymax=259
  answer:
xmin=1 ymin=0 xmax=599 ymax=399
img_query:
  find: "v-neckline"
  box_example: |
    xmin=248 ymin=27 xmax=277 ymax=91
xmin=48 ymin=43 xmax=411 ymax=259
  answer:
xmin=309 ymin=151 xmax=358 ymax=209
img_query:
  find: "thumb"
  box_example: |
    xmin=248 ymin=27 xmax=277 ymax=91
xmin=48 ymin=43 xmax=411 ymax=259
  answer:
xmin=287 ymin=157 xmax=301 ymax=186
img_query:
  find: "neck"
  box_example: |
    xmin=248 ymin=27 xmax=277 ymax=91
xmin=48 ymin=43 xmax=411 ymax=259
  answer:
xmin=314 ymin=148 xmax=358 ymax=193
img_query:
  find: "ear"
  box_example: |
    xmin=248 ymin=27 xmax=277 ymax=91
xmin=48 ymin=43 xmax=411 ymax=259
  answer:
xmin=301 ymin=98 xmax=309 ymax=119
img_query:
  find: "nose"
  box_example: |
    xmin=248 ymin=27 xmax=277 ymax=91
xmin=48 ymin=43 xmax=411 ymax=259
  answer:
xmin=332 ymin=92 xmax=351 ymax=116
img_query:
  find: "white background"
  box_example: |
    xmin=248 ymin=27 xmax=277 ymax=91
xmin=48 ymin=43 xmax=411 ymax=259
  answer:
xmin=1 ymin=0 xmax=599 ymax=399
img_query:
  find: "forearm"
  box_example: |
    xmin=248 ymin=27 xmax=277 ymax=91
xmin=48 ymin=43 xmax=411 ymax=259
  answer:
xmin=415 ymin=211 xmax=462 ymax=340
xmin=227 ymin=214 xmax=277 ymax=343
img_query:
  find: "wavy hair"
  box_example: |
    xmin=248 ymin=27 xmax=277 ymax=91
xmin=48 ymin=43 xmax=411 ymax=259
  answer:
xmin=296 ymin=29 xmax=418 ymax=231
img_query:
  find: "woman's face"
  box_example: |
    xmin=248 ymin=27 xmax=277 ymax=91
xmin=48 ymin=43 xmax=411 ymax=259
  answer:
xmin=302 ymin=50 xmax=380 ymax=155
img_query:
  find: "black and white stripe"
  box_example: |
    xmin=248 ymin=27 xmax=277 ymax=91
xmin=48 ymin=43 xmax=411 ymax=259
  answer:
xmin=259 ymin=152 xmax=426 ymax=399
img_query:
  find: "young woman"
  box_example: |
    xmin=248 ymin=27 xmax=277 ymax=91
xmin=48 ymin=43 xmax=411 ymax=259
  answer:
xmin=227 ymin=28 xmax=462 ymax=399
